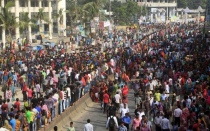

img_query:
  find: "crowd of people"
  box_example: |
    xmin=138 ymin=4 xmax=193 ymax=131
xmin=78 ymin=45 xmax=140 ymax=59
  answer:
xmin=0 ymin=21 xmax=209 ymax=131
xmin=84 ymin=22 xmax=210 ymax=131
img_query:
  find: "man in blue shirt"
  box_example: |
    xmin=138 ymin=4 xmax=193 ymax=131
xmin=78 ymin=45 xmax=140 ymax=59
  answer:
xmin=35 ymin=103 xmax=42 ymax=130
xmin=118 ymin=121 xmax=127 ymax=131
xmin=9 ymin=113 xmax=16 ymax=131
xmin=122 ymin=113 xmax=131 ymax=130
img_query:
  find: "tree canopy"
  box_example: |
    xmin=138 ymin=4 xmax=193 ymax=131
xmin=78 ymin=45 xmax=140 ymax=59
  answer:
xmin=104 ymin=1 xmax=147 ymax=25
xmin=177 ymin=0 xmax=207 ymax=9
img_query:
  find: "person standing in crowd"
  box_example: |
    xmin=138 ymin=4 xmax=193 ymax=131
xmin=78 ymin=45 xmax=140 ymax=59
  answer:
xmin=154 ymin=112 xmax=163 ymax=131
xmin=114 ymin=91 xmax=121 ymax=110
xmin=103 ymin=91 xmax=109 ymax=114
xmin=107 ymin=102 xmax=117 ymax=117
xmin=160 ymin=115 xmax=171 ymax=131
xmin=173 ymin=105 xmax=182 ymax=127
xmin=63 ymin=121 xmax=75 ymax=131
xmin=35 ymin=83 xmax=41 ymax=98
xmin=22 ymin=82 xmax=28 ymax=101
xmin=66 ymin=85 xmax=71 ymax=107
xmin=131 ymin=114 xmax=140 ymax=130
xmin=106 ymin=114 xmax=118 ymax=131
xmin=118 ymin=121 xmax=127 ymax=131
xmin=54 ymin=126 xmax=58 ymax=131
xmin=122 ymin=113 xmax=131 ymax=130
xmin=84 ymin=119 xmax=93 ymax=131
xmin=120 ymin=103 xmax=129 ymax=118
xmin=15 ymin=115 xmax=20 ymax=131
xmin=9 ymin=113 xmax=16 ymax=131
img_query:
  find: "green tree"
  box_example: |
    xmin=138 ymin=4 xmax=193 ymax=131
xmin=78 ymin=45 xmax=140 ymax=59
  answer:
xmin=56 ymin=8 xmax=64 ymax=25
xmin=0 ymin=1 xmax=17 ymax=44
xmin=177 ymin=0 xmax=187 ymax=8
xmin=177 ymin=0 xmax=206 ymax=9
xmin=83 ymin=0 xmax=108 ymax=18
xmin=55 ymin=8 xmax=64 ymax=36
xmin=112 ymin=1 xmax=145 ymax=25
xmin=19 ymin=12 xmax=36 ymax=40
xmin=36 ymin=8 xmax=51 ymax=42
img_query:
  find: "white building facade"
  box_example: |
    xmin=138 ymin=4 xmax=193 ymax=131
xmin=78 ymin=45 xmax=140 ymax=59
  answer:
xmin=136 ymin=0 xmax=177 ymax=23
xmin=0 ymin=0 xmax=66 ymax=44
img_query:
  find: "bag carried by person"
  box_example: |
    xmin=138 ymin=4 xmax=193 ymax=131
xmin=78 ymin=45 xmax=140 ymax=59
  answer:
xmin=109 ymin=116 xmax=115 ymax=128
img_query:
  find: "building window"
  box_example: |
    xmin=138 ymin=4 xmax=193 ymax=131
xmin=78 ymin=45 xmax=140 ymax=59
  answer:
xmin=42 ymin=1 xmax=48 ymax=7
xmin=4 ymin=0 xmax=15 ymax=6
xmin=31 ymin=0 xmax=38 ymax=7
xmin=20 ymin=0 xmax=27 ymax=7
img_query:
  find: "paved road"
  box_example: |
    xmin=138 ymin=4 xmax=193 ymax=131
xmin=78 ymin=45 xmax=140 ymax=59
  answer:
xmin=56 ymin=89 xmax=136 ymax=131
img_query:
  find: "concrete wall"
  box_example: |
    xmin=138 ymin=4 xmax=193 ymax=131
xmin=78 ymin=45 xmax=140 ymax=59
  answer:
xmin=40 ymin=93 xmax=92 ymax=131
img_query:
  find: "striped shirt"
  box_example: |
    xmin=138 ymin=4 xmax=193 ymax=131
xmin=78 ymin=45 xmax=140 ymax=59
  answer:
xmin=64 ymin=91 xmax=67 ymax=100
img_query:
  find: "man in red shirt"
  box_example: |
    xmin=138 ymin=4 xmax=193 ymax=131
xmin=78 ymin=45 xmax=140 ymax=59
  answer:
xmin=103 ymin=91 xmax=109 ymax=113
xmin=22 ymin=82 xmax=28 ymax=101
xmin=14 ymin=98 xmax=20 ymax=111
xmin=1 ymin=100 xmax=8 ymax=111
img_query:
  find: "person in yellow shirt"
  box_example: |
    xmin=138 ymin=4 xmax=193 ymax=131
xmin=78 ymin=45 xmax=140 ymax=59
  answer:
xmin=15 ymin=115 xmax=21 ymax=131
xmin=154 ymin=90 xmax=161 ymax=102
xmin=30 ymin=110 xmax=36 ymax=123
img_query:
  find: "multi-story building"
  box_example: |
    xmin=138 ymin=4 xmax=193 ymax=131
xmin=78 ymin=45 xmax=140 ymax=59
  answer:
xmin=0 ymin=0 xmax=66 ymax=44
xmin=135 ymin=0 xmax=177 ymax=23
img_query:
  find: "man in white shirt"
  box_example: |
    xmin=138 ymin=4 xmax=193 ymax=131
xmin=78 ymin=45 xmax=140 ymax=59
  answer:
xmin=137 ymin=108 xmax=145 ymax=121
xmin=84 ymin=119 xmax=93 ymax=131
xmin=154 ymin=112 xmax=162 ymax=131
xmin=32 ymin=107 xmax=39 ymax=131
xmin=75 ymin=73 xmax=79 ymax=81
xmin=114 ymin=92 xmax=121 ymax=110
xmin=173 ymin=105 xmax=182 ymax=127
xmin=52 ymin=91 xmax=59 ymax=103
xmin=160 ymin=115 xmax=170 ymax=130
xmin=116 ymin=87 xmax=122 ymax=96
xmin=120 ymin=103 xmax=129 ymax=118
xmin=66 ymin=86 xmax=71 ymax=107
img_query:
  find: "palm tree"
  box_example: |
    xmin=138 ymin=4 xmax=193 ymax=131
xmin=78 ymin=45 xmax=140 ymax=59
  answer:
xmin=36 ymin=8 xmax=45 ymax=35
xmin=19 ymin=12 xmax=36 ymax=41
xmin=83 ymin=0 xmax=108 ymax=19
xmin=36 ymin=8 xmax=51 ymax=43
xmin=55 ymin=8 xmax=64 ymax=36
xmin=0 ymin=1 xmax=17 ymax=48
